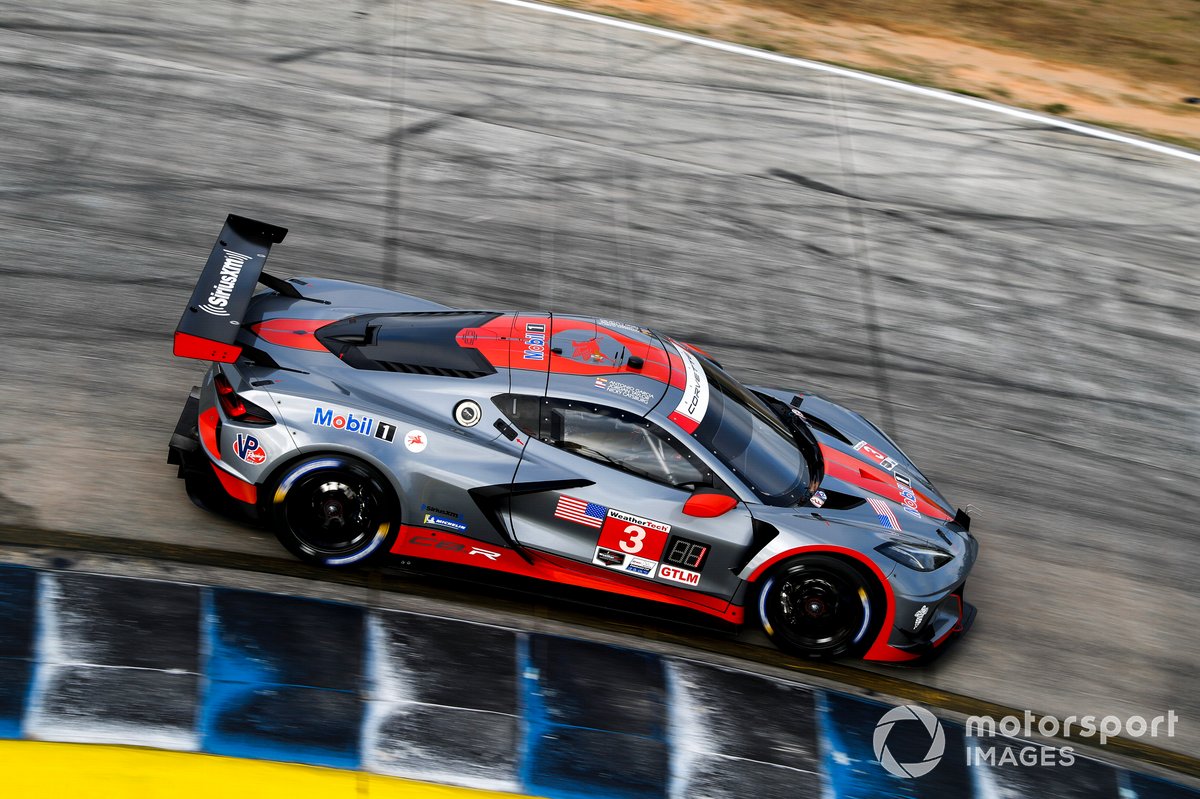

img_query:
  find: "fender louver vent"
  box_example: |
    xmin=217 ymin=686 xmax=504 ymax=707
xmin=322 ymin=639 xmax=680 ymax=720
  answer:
xmin=800 ymin=412 xmax=852 ymax=445
xmin=378 ymin=361 xmax=493 ymax=379
xmin=317 ymin=311 xmax=501 ymax=378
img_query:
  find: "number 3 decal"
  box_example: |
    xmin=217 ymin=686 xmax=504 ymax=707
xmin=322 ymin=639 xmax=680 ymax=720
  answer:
xmin=619 ymin=524 xmax=646 ymax=554
xmin=597 ymin=514 xmax=669 ymax=561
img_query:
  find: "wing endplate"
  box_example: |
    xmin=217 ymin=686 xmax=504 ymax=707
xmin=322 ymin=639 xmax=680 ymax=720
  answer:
xmin=174 ymin=214 xmax=288 ymax=362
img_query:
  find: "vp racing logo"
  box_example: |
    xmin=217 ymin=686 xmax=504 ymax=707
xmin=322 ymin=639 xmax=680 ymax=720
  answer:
xmin=198 ymin=250 xmax=253 ymax=316
xmin=233 ymin=433 xmax=266 ymax=465
xmin=873 ymin=704 xmax=946 ymax=778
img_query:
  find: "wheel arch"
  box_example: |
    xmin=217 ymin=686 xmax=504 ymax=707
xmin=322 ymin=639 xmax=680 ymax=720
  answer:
xmin=264 ymin=450 xmax=403 ymax=568
xmin=259 ymin=444 xmax=405 ymax=513
xmin=746 ymin=544 xmax=897 ymax=661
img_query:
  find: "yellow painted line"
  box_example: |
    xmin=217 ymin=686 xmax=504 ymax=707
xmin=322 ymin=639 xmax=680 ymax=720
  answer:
xmin=1 ymin=741 xmax=540 ymax=799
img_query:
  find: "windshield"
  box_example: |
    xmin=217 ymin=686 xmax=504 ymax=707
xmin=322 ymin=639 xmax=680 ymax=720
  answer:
xmin=689 ymin=358 xmax=812 ymax=506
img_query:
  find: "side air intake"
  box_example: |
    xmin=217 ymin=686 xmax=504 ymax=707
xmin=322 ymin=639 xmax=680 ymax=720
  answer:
xmin=317 ymin=311 xmax=500 ymax=378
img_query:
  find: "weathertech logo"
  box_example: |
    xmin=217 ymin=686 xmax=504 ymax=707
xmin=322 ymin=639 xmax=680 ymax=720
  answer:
xmin=199 ymin=250 xmax=253 ymax=316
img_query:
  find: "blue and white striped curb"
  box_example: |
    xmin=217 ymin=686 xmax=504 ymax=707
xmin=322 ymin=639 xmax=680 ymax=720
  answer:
xmin=0 ymin=564 xmax=1193 ymax=799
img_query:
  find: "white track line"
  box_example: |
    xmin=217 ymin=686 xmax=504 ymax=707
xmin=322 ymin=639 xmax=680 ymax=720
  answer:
xmin=488 ymin=0 xmax=1200 ymax=164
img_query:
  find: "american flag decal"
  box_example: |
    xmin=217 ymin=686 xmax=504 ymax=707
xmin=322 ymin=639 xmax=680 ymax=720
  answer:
xmin=867 ymin=497 xmax=901 ymax=531
xmin=554 ymin=495 xmax=607 ymax=529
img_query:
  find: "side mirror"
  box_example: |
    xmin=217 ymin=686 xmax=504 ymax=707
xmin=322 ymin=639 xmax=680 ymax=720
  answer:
xmin=683 ymin=491 xmax=738 ymax=518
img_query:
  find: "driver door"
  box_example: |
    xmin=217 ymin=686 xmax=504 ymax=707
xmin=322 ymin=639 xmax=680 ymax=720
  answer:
xmin=507 ymin=397 xmax=755 ymax=602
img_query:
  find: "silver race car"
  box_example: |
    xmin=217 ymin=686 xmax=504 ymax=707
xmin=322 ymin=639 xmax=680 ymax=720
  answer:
xmin=168 ymin=215 xmax=978 ymax=662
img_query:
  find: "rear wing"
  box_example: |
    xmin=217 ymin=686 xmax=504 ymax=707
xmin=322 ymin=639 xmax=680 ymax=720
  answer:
xmin=173 ymin=214 xmax=289 ymax=362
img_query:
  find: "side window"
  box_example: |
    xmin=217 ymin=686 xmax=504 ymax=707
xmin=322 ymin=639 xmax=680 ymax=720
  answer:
xmin=492 ymin=393 xmax=541 ymax=437
xmin=542 ymin=399 xmax=710 ymax=489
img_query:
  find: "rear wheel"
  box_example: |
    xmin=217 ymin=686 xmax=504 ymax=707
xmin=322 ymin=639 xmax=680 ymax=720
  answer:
xmin=268 ymin=455 xmax=399 ymax=568
xmin=756 ymin=555 xmax=880 ymax=659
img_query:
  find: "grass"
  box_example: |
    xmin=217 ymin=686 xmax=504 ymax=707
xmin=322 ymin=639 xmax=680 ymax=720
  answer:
xmin=748 ymin=0 xmax=1200 ymax=89
xmin=548 ymin=0 xmax=1200 ymax=151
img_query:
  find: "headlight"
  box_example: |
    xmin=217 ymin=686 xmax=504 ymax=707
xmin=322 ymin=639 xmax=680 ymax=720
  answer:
xmin=876 ymin=540 xmax=953 ymax=572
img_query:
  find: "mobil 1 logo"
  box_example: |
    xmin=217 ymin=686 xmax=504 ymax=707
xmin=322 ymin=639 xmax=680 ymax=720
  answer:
xmin=374 ymin=421 xmax=397 ymax=442
xmin=313 ymin=406 xmax=397 ymax=443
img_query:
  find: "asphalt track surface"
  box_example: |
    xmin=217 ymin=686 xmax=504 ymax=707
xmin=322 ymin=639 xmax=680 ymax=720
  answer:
xmin=0 ymin=0 xmax=1197 ymax=758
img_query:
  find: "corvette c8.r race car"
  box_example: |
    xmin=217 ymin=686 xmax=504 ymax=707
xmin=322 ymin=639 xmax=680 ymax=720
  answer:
xmin=167 ymin=215 xmax=978 ymax=662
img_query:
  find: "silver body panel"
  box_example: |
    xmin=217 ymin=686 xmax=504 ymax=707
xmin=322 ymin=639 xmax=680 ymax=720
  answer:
xmin=179 ymin=272 xmax=977 ymax=660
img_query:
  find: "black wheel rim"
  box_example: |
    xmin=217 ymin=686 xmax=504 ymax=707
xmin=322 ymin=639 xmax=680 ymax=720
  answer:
xmin=770 ymin=565 xmax=868 ymax=654
xmin=284 ymin=470 xmax=383 ymax=557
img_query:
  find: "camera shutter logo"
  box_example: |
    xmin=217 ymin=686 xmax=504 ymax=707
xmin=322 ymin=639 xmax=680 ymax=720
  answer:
xmin=873 ymin=705 xmax=946 ymax=778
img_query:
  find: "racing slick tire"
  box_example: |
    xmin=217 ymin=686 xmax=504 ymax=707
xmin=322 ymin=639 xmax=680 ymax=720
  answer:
xmin=756 ymin=555 xmax=882 ymax=659
xmin=267 ymin=455 xmax=400 ymax=568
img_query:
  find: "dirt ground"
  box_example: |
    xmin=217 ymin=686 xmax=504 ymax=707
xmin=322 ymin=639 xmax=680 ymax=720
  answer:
xmin=553 ymin=0 xmax=1200 ymax=149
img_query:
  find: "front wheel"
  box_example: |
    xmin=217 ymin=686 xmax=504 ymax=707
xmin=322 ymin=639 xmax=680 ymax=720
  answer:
xmin=756 ymin=555 xmax=880 ymax=659
xmin=267 ymin=455 xmax=399 ymax=568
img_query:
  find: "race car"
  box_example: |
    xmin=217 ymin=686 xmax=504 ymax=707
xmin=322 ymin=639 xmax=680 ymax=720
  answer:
xmin=167 ymin=214 xmax=978 ymax=662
